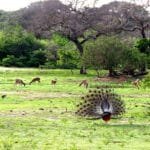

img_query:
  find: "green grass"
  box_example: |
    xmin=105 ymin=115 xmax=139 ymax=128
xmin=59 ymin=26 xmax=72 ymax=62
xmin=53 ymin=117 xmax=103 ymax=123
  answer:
xmin=0 ymin=67 xmax=149 ymax=150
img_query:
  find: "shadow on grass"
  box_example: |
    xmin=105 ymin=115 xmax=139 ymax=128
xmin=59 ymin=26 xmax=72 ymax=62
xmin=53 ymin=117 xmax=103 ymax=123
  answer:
xmin=105 ymin=123 xmax=150 ymax=128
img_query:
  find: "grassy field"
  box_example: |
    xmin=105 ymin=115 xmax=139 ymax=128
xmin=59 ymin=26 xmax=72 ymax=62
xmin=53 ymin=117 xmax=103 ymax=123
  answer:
xmin=0 ymin=67 xmax=149 ymax=150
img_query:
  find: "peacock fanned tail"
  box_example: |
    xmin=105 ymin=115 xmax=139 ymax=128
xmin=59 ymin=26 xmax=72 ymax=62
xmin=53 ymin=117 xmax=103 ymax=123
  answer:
xmin=76 ymin=88 xmax=125 ymax=120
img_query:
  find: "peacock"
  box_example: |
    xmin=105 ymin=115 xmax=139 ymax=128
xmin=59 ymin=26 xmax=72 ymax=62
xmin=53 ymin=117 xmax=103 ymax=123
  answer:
xmin=76 ymin=88 xmax=125 ymax=122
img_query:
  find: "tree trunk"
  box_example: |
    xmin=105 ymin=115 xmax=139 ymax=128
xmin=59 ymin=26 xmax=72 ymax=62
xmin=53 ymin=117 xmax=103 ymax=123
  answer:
xmin=122 ymin=68 xmax=135 ymax=76
xmin=140 ymin=65 xmax=146 ymax=73
xmin=80 ymin=66 xmax=87 ymax=74
xmin=108 ymin=68 xmax=119 ymax=77
xmin=141 ymin=27 xmax=146 ymax=39
xmin=108 ymin=68 xmax=114 ymax=77
xmin=73 ymin=39 xmax=87 ymax=74
xmin=133 ymin=71 xmax=148 ymax=77
xmin=140 ymin=27 xmax=147 ymax=72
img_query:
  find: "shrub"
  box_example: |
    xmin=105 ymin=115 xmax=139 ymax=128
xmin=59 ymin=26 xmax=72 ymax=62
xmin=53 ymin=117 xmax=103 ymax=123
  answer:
xmin=83 ymin=36 xmax=126 ymax=76
xmin=57 ymin=49 xmax=80 ymax=69
xmin=2 ymin=55 xmax=17 ymax=67
xmin=28 ymin=50 xmax=47 ymax=67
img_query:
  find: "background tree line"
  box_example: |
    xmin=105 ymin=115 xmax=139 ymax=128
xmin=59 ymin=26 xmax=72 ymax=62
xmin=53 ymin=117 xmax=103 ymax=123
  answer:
xmin=0 ymin=0 xmax=149 ymax=76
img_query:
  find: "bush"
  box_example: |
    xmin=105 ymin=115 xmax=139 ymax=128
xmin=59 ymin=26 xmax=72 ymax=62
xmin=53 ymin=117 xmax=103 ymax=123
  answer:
xmin=83 ymin=36 xmax=126 ymax=76
xmin=57 ymin=49 xmax=80 ymax=69
xmin=2 ymin=55 xmax=17 ymax=67
xmin=28 ymin=50 xmax=47 ymax=67
xmin=83 ymin=36 xmax=149 ymax=76
xmin=44 ymin=61 xmax=57 ymax=69
xmin=0 ymin=25 xmax=45 ymax=67
xmin=121 ymin=47 xmax=147 ymax=74
xmin=136 ymin=38 xmax=150 ymax=54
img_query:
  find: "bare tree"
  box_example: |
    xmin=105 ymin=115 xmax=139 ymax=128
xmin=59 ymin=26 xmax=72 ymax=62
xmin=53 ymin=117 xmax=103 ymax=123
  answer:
xmin=19 ymin=0 xmax=105 ymax=74
xmin=101 ymin=1 xmax=150 ymax=39
xmin=18 ymin=0 xmax=149 ymax=74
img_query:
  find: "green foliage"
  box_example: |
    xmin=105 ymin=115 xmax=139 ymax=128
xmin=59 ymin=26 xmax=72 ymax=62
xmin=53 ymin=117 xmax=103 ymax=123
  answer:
xmin=52 ymin=33 xmax=69 ymax=47
xmin=135 ymin=38 xmax=150 ymax=69
xmin=41 ymin=39 xmax=59 ymax=69
xmin=1 ymin=55 xmax=27 ymax=67
xmin=28 ymin=50 xmax=47 ymax=67
xmin=0 ymin=26 xmax=42 ymax=56
xmin=83 ymin=36 xmax=149 ymax=75
xmin=83 ymin=36 xmax=125 ymax=71
xmin=122 ymin=47 xmax=147 ymax=72
xmin=0 ymin=25 xmax=45 ymax=67
xmin=136 ymin=38 xmax=150 ymax=55
xmin=1 ymin=55 xmax=17 ymax=67
xmin=57 ymin=49 xmax=80 ymax=69
xmin=56 ymin=38 xmax=80 ymax=69
xmin=43 ymin=35 xmax=80 ymax=69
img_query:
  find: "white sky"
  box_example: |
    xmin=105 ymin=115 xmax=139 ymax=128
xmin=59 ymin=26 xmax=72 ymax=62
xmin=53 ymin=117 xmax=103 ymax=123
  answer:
xmin=0 ymin=0 xmax=39 ymax=11
xmin=0 ymin=0 xmax=149 ymax=11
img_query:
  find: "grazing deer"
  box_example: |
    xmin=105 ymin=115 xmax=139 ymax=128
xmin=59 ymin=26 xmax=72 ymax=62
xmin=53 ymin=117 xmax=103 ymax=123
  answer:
xmin=15 ymin=79 xmax=26 ymax=86
xmin=51 ymin=79 xmax=57 ymax=85
xmin=132 ymin=79 xmax=141 ymax=89
xmin=1 ymin=94 xmax=7 ymax=99
xmin=29 ymin=77 xmax=40 ymax=85
xmin=79 ymin=80 xmax=88 ymax=88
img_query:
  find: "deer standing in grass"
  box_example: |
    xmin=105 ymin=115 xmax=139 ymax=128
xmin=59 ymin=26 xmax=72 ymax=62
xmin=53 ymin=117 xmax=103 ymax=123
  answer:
xmin=29 ymin=77 xmax=40 ymax=85
xmin=132 ymin=79 xmax=141 ymax=89
xmin=79 ymin=80 xmax=88 ymax=88
xmin=51 ymin=79 xmax=57 ymax=85
xmin=15 ymin=79 xmax=26 ymax=86
xmin=1 ymin=95 xmax=7 ymax=99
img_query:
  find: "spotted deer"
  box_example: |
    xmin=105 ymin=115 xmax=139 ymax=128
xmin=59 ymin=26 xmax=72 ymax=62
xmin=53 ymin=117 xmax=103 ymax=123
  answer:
xmin=51 ymin=79 xmax=57 ymax=85
xmin=1 ymin=95 xmax=7 ymax=99
xmin=79 ymin=80 xmax=88 ymax=88
xmin=15 ymin=79 xmax=26 ymax=86
xmin=132 ymin=79 xmax=141 ymax=89
xmin=29 ymin=77 xmax=40 ymax=85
